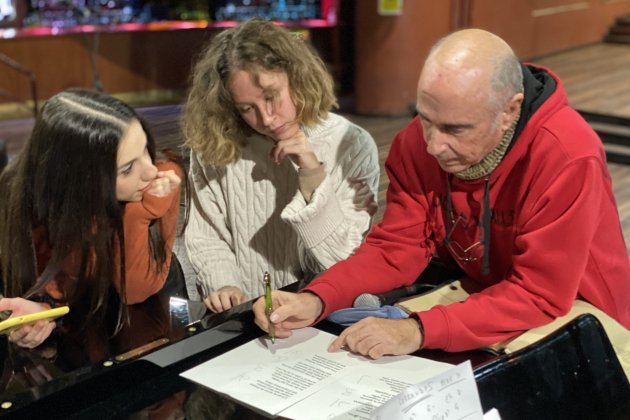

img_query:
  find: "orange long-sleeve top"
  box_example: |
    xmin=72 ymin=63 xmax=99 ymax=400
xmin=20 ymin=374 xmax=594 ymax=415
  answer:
xmin=35 ymin=161 xmax=182 ymax=305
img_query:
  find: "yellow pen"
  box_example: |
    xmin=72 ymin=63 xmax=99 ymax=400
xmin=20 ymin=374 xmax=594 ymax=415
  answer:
xmin=264 ymin=271 xmax=276 ymax=344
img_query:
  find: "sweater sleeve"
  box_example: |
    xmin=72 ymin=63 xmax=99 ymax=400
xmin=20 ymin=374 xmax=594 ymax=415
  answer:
xmin=280 ymin=124 xmax=380 ymax=275
xmin=418 ymin=158 xmax=610 ymax=351
xmin=116 ymin=160 xmax=182 ymax=304
xmin=184 ymin=152 xmax=241 ymax=298
xmin=302 ymin=127 xmax=436 ymax=316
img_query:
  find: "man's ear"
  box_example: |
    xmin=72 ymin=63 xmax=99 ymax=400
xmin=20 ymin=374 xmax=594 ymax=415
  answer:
xmin=501 ymin=92 xmax=524 ymax=131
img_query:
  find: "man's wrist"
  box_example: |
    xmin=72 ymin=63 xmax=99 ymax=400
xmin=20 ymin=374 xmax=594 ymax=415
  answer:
xmin=409 ymin=314 xmax=425 ymax=349
xmin=300 ymin=290 xmax=325 ymax=322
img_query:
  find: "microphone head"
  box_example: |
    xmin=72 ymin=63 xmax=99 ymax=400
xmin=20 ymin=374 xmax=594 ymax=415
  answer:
xmin=353 ymin=293 xmax=382 ymax=308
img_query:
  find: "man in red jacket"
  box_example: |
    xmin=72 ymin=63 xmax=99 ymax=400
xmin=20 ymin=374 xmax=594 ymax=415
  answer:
xmin=253 ymin=28 xmax=630 ymax=357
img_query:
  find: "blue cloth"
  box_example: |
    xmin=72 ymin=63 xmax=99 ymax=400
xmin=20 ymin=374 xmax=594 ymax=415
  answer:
xmin=326 ymin=305 xmax=409 ymax=326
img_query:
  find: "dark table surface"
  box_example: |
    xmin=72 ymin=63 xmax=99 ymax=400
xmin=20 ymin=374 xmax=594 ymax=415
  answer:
xmin=0 ymin=285 xmax=498 ymax=420
xmin=2 ymin=286 xmax=629 ymax=420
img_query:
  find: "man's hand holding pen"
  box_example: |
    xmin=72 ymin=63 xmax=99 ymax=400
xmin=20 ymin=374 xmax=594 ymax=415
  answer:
xmin=253 ymin=291 xmax=422 ymax=360
xmin=253 ymin=290 xmax=324 ymax=340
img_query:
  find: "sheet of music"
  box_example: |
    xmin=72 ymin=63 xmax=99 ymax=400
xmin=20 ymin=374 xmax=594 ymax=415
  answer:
xmin=370 ymin=361 xmax=485 ymax=420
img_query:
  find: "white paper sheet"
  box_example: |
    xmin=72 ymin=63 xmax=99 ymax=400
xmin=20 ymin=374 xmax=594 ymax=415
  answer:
xmin=180 ymin=327 xmax=453 ymax=418
xmin=370 ymin=361 xmax=484 ymax=420
xmin=281 ymin=357 xmax=454 ymax=420
xmin=483 ymin=408 xmax=502 ymax=419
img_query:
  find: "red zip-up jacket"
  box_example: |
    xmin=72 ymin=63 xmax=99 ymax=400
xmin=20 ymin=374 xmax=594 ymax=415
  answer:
xmin=304 ymin=66 xmax=630 ymax=351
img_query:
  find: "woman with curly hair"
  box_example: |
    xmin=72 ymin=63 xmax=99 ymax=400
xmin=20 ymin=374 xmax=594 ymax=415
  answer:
xmin=183 ymin=18 xmax=380 ymax=312
xmin=0 ymin=88 xmax=185 ymax=348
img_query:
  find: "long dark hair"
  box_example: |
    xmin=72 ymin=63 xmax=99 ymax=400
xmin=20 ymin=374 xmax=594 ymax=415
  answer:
xmin=0 ymin=88 xmax=166 ymax=329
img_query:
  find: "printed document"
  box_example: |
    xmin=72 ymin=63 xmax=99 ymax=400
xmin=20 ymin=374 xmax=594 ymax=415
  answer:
xmin=180 ymin=327 xmax=453 ymax=418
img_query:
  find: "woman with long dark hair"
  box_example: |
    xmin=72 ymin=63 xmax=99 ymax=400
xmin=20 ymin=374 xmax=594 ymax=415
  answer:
xmin=0 ymin=88 xmax=185 ymax=348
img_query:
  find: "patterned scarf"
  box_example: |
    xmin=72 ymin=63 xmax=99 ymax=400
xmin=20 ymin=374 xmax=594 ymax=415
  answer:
xmin=454 ymin=108 xmax=521 ymax=181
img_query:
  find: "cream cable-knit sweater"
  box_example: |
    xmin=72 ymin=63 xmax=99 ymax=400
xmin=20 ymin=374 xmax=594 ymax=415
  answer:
xmin=186 ymin=113 xmax=380 ymax=299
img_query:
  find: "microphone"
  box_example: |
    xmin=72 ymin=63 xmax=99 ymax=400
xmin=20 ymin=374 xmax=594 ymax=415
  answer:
xmin=353 ymin=283 xmax=431 ymax=308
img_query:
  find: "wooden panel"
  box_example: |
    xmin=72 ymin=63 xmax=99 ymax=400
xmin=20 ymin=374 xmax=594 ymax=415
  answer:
xmin=0 ymin=28 xmax=211 ymax=104
xmin=352 ymin=0 xmax=630 ymax=115
xmin=531 ymin=1 xmax=590 ymax=17
xmin=0 ymin=24 xmax=348 ymax=108
xmin=470 ymin=0 xmax=630 ymax=58
xmin=95 ymin=30 xmax=211 ymax=92
xmin=0 ymin=35 xmax=92 ymax=104
xmin=353 ymin=1 xmax=451 ymax=115
xmin=532 ymin=0 xmax=589 ymax=10
xmin=467 ymin=1 xmax=535 ymax=56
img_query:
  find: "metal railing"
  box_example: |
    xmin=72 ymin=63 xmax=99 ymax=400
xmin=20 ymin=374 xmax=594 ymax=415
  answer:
xmin=0 ymin=52 xmax=38 ymax=117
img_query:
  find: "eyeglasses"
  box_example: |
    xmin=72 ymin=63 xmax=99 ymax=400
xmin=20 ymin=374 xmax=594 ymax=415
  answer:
xmin=442 ymin=173 xmax=491 ymax=274
xmin=444 ymin=212 xmax=483 ymax=263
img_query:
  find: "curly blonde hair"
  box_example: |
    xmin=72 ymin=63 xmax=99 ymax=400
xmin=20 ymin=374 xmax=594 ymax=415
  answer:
xmin=182 ymin=18 xmax=338 ymax=166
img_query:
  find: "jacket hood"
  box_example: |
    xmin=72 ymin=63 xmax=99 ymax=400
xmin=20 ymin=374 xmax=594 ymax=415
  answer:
xmin=512 ymin=64 xmax=557 ymax=143
xmin=497 ymin=64 xmax=568 ymax=177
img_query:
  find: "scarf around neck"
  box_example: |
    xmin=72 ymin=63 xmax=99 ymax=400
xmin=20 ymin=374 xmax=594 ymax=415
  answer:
xmin=454 ymin=107 xmax=521 ymax=181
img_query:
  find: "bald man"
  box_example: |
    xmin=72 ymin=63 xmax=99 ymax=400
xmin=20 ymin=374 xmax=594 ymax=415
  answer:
xmin=253 ymin=29 xmax=630 ymax=358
